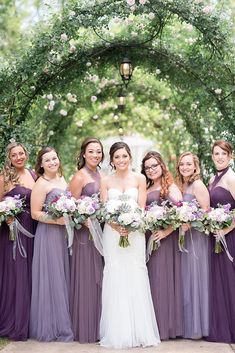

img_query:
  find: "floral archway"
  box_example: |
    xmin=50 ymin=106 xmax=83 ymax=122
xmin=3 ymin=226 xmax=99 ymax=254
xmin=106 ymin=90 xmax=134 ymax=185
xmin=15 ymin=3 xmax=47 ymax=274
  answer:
xmin=0 ymin=0 xmax=234 ymax=175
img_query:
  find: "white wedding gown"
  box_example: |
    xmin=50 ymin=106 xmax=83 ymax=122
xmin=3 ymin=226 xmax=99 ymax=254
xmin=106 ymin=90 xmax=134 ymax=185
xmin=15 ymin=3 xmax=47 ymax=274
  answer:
xmin=100 ymin=188 xmax=160 ymax=349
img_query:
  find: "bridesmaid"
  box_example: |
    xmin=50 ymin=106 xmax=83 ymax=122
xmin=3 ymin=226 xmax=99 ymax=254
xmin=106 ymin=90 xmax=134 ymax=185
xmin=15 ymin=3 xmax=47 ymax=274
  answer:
xmin=0 ymin=141 xmax=36 ymax=341
xmin=141 ymin=151 xmax=183 ymax=340
xmin=176 ymin=152 xmax=209 ymax=339
xmin=207 ymin=140 xmax=235 ymax=343
xmin=68 ymin=137 xmax=104 ymax=343
xmin=30 ymin=146 xmax=73 ymax=342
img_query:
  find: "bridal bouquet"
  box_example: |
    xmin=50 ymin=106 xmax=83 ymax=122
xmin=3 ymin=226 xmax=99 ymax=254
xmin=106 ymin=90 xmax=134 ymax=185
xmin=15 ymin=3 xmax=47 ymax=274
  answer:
xmin=170 ymin=199 xmax=205 ymax=252
xmin=0 ymin=195 xmax=25 ymax=241
xmin=144 ymin=201 xmax=171 ymax=252
xmin=100 ymin=194 xmax=144 ymax=248
xmin=72 ymin=194 xmax=100 ymax=230
xmin=203 ymin=204 xmax=233 ymax=258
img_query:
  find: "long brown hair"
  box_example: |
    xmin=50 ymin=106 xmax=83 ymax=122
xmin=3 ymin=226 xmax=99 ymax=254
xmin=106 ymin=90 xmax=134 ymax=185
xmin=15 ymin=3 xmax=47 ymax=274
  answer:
xmin=1 ymin=142 xmax=28 ymax=192
xmin=176 ymin=152 xmax=201 ymax=192
xmin=77 ymin=137 xmax=104 ymax=170
xmin=35 ymin=146 xmax=63 ymax=177
xmin=141 ymin=151 xmax=173 ymax=198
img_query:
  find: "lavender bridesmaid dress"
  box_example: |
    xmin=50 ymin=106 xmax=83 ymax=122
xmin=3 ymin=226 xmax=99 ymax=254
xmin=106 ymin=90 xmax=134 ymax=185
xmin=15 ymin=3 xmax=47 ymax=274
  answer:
xmin=0 ymin=183 xmax=36 ymax=340
xmin=207 ymin=174 xmax=235 ymax=343
xmin=70 ymin=181 xmax=103 ymax=343
xmin=146 ymin=190 xmax=183 ymax=340
xmin=30 ymin=188 xmax=73 ymax=342
xmin=181 ymin=185 xmax=209 ymax=338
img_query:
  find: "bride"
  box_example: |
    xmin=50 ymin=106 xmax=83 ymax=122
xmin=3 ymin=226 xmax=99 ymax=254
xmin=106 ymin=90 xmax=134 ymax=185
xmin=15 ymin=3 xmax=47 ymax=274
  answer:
xmin=100 ymin=141 xmax=160 ymax=349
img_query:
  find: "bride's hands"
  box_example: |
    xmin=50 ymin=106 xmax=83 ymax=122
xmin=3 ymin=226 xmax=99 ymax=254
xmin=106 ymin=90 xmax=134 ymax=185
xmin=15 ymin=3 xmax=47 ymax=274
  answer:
xmin=110 ymin=222 xmax=129 ymax=236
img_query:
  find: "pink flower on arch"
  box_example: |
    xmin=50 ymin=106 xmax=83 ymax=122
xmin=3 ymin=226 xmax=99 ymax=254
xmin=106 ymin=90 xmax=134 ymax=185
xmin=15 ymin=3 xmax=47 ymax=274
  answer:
xmin=126 ymin=0 xmax=135 ymax=6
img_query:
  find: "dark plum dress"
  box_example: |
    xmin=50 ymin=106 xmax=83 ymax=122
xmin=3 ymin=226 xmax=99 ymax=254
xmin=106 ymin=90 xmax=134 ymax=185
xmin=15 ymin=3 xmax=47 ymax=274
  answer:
xmin=30 ymin=188 xmax=73 ymax=342
xmin=70 ymin=181 xmax=103 ymax=343
xmin=207 ymin=176 xmax=235 ymax=343
xmin=146 ymin=190 xmax=183 ymax=340
xmin=0 ymin=182 xmax=36 ymax=340
xmin=181 ymin=185 xmax=209 ymax=338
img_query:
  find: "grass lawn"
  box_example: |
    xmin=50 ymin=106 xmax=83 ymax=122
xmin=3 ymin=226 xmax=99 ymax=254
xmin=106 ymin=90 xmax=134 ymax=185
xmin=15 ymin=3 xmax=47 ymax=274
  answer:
xmin=0 ymin=338 xmax=9 ymax=350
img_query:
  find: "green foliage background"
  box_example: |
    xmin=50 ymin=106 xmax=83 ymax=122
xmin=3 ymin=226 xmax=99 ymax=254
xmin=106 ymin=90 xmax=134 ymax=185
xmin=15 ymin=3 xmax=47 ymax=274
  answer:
xmin=0 ymin=0 xmax=234 ymax=178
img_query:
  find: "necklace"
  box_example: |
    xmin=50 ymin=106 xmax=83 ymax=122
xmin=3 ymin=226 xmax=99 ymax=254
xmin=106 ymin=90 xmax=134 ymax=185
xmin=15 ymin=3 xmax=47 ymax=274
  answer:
xmin=216 ymin=166 xmax=229 ymax=173
xmin=42 ymin=174 xmax=58 ymax=182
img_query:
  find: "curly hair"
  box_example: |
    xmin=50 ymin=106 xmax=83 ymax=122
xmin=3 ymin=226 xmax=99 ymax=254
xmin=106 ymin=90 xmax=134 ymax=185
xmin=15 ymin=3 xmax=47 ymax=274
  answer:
xmin=1 ymin=142 xmax=28 ymax=192
xmin=141 ymin=151 xmax=174 ymax=198
xmin=176 ymin=152 xmax=201 ymax=192
xmin=77 ymin=137 xmax=104 ymax=170
xmin=34 ymin=146 xmax=63 ymax=177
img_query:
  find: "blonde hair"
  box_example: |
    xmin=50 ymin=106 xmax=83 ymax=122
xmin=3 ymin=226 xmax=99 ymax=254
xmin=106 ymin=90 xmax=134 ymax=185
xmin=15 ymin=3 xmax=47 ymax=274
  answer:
xmin=1 ymin=142 xmax=28 ymax=192
xmin=176 ymin=152 xmax=201 ymax=192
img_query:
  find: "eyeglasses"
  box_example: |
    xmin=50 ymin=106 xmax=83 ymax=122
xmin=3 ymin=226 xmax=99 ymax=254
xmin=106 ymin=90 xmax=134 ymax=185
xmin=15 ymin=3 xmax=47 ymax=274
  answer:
xmin=144 ymin=163 xmax=160 ymax=173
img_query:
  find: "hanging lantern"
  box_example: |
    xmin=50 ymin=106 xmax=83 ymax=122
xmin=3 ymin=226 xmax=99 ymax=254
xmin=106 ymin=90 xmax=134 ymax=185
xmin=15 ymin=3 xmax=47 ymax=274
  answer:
xmin=119 ymin=56 xmax=133 ymax=87
xmin=117 ymin=88 xmax=126 ymax=112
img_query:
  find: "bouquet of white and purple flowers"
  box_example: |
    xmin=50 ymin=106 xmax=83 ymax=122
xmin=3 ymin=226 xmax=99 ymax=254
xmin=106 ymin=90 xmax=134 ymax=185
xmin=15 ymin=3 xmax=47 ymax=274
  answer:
xmin=0 ymin=195 xmax=25 ymax=241
xmin=72 ymin=194 xmax=100 ymax=230
xmin=203 ymin=204 xmax=233 ymax=260
xmin=46 ymin=191 xmax=77 ymax=218
xmin=100 ymin=194 xmax=144 ymax=248
xmin=144 ymin=201 xmax=171 ymax=252
xmin=170 ymin=199 xmax=205 ymax=252
xmin=46 ymin=191 xmax=77 ymax=251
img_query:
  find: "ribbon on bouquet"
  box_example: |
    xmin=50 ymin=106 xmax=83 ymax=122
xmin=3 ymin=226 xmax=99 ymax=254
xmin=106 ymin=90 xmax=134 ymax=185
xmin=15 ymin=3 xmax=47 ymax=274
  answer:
xmin=64 ymin=214 xmax=74 ymax=256
xmin=178 ymin=227 xmax=199 ymax=259
xmin=178 ymin=227 xmax=188 ymax=253
xmin=9 ymin=219 xmax=35 ymax=260
xmin=189 ymin=228 xmax=198 ymax=260
xmin=87 ymin=218 xmax=103 ymax=256
xmin=215 ymin=233 xmax=233 ymax=262
xmin=146 ymin=234 xmax=161 ymax=262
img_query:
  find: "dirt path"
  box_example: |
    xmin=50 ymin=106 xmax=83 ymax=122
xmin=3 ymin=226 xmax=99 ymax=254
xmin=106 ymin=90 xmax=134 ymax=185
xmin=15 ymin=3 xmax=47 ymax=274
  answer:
xmin=1 ymin=339 xmax=235 ymax=353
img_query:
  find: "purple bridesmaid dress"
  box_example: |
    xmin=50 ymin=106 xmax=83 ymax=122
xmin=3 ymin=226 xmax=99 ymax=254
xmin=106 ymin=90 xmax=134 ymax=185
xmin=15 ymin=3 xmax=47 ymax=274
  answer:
xmin=181 ymin=186 xmax=209 ymax=338
xmin=30 ymin=188 xmax=73 ymax=342
xmin=0 ymin=183 xmax=36 ymax=340
xmin=207 ymin=172 xmax=235 ymax=343
xmin=146 ymin=190 xmax=183 ymax=340
xmin=70 ymin=181 xmax=103 ymax=343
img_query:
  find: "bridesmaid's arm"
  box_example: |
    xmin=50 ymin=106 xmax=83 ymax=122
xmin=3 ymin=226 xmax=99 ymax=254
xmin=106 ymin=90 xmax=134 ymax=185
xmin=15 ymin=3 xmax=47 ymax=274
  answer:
xmin=68 ymin=171 xmax=84 ymax=199
xmin=168 ymin=183 xmax=182 ymax=203
xmin=216 ymin=172 xmax=235 ymax=236
xmin=227 ymin=172 xmax=235 ymax=200
xmin=137 ymin=174 xmax=146 ymax=209
xmin=100 ymin=176 xmax=108 ymax=203
xmin=193 ymin=179 xmax=210 ymax=210
xmin=31 ymin=179 xmax=64 ymax=225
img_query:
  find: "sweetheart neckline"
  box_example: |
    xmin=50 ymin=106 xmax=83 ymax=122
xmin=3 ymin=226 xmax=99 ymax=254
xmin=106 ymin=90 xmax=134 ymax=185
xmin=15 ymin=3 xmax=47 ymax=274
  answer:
xmin=108 ymin=187 xmax=138 ymax=194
